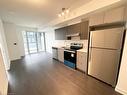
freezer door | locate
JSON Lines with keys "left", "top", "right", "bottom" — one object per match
{"left": 90, "top": 28, "right": 124, "bottom": 49}
{"left": 88, "top": 48, "right": 120, "bottom": 87}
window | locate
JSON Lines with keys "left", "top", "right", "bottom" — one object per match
{"left": 23, "top": 31, "right": 45, "bottom": 54}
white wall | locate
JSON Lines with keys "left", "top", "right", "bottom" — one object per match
{"left": 115, "top": 4, "right": 127, "bottom": 95}
{"left": 16, "top": 26, "right": 37, "bottom": 56}
{"left": 44, "top": 28, "right": 55, "bottom": 53}
{"left": 0, "top": 19, "right": 8, "bottom": 95}
{"left": 3, "top": 22, "right": 37, "bottom": 61}
{"left": 115, "top": 30, "right": 127, "bottom": 95}
{"left": 0, "top": 47, "right": 8, "bottom": 95}
{"left": 0, "top": 20, "right": 10, "bottom": 70}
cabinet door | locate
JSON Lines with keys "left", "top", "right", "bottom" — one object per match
{"left": 58, "top": 48, "right": 64, "bottom": 62}
{"left": 77, "top": 52, "right": 82, "bottom": 70}
{"left": 73, "top": 23, "right": 81, "bottom": 34}
{"left": 89, "top": 12, "right": 104, "bottom": 26}
{"left": 104, "top": 7, "right": 125, "bottom": 23}
{"left": 67, "top": 25, "right": 73, "bottom": 35}
{"left": 80, "top": 21, "right": 89, "bottom": 39}
{"left": 67, "top": 23, "right": 81, "bottom": 35}
{"left": 55, "top": 27, "right": 67, "bottom": 40}
{"left": 124, "top": 5, "right": 127, "bottom": 21}
{"left": 77, "top": 51, "right": 87, "bottom": 72}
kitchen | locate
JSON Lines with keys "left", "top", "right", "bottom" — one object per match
{"left": 52, "top": 5, "right": 127, "bottom": 90}
{"left": 0, "top": 0, "right": 127, "bottom": 95}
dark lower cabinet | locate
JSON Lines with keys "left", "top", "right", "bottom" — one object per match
{"left": 55, "top": 21, "right": 89, "bottom": 40}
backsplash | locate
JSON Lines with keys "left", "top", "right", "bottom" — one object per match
{"left": 53, "top": 40, "right": 88, "bottom": 49}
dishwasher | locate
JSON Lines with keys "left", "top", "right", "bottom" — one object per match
{"left": 52, "top": 47, "right": 58, "bottom": 60}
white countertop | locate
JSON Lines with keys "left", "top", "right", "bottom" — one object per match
{"left": 52, "top": 46, "right": 88, "bottom": 53}
{"left": 52, "top": 46, "right": 62, "bottom": 48}
{"left": 77, "top": 48, "right": 87, "bottom": 53}
{"left": 52, "top": 46, "right": 65, "bottom": 49}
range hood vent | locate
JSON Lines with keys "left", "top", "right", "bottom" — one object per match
{"left": 66, "top": 33, "right": 80, "bottom": 37}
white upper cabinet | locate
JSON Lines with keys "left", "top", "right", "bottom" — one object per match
{"left": 89, "top": 6, "right": 125, "bottom": 26}
{"left": 104, "top": 7, "right": 125, "bottom": 23}
{"left": 89, "top": 12, "right": 104, "bottom": 26}
{"left": 124, "top": 4, "right": 127, "bottom": 22}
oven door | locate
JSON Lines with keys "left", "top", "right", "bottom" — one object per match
{"left": 64, "top": 50, "right": 76, "bottom": 68}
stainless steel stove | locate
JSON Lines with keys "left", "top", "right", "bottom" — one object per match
{"left": 64, "top": 43, "right": 83, "bottom": 69}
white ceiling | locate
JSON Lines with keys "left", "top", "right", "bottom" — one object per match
{"left": 0, "top": 0, "right": 91, "bottom": 28}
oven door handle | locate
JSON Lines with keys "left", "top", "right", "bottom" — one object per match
{"left": 64, "top": 50, "right": 76, "bottom": 53}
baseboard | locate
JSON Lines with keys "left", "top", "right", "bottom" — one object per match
{"left": 115, "top": 87, "right": 127, "bottom": 95}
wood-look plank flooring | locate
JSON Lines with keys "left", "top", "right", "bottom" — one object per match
{"left": 8, "top": 52, "right": 121, "bottom": 95}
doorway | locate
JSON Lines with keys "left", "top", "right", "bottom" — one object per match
{"left": 23, "top": 31, "right": 46, "bottom": 54}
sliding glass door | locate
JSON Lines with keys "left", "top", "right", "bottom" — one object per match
{"left": 23, "top": 31, "right": 45, "bottom": 54}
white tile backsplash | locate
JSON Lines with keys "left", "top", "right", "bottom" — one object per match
{"left": 53, "top": 40, "right": 88, "bottom": 49}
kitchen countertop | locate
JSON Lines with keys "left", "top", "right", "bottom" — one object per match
{"left": 52, "top": 45, "right": 88, "bottom": 53}
{"left": 52, "top": 46, "right": 65, "bottom": 49}
{"left": 77, "top": 48, "right": 87, "bottom": 53}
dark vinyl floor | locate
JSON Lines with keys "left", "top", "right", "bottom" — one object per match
{"left": 8, "top": 52, "right": 121, "bottom": 95}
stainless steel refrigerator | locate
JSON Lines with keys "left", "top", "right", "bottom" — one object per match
{"left": 88, "top": 27, "right": 125, "bottom": 87}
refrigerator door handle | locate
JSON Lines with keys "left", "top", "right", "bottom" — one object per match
{"left": 89, "top": 48, "right": 92, "bottom": 63}
{"left": 90, "top": 31, "right": 92, "bottom": 47}
{"left": 89, "top": 32, "right": 93, "bottom": 63}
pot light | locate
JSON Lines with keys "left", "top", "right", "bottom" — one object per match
{"left": 66, "top": 9, "right": 69, "bottom": 14}
{"left": 61, "top": 12, "right": 65, "bottom": 16}
{"left": 58, "top": 14, "right": 62, "bottom": 17}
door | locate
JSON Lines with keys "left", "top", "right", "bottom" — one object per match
{"left": 90, "top": 27, "right": 124, "bottom": 49}
{"left": 80, "top": 21, "right": 89, "bottom": 39}
{"left": 88, "top": 48, "right": 120, "bottom": 86}
{"left": 55, "top": 27, "right": 67, "bottom": 40}
{"left": 64, "top": 50, "right": 76, "bottom": 63}
{"left": 23, "top": 31, "right": 45, "bottom": 54}
{"left": 27, "top": 32, "right": 38, "bottom": 53}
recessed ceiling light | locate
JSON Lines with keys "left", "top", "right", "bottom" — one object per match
{"left": 66, "top": 9, "right": 69, "bottom": 14}
{"left": 61, "top": 12, "right": 65, "bottom": 16}
{"left": 58, "top": 14, "right": 62, "bottom": 17}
